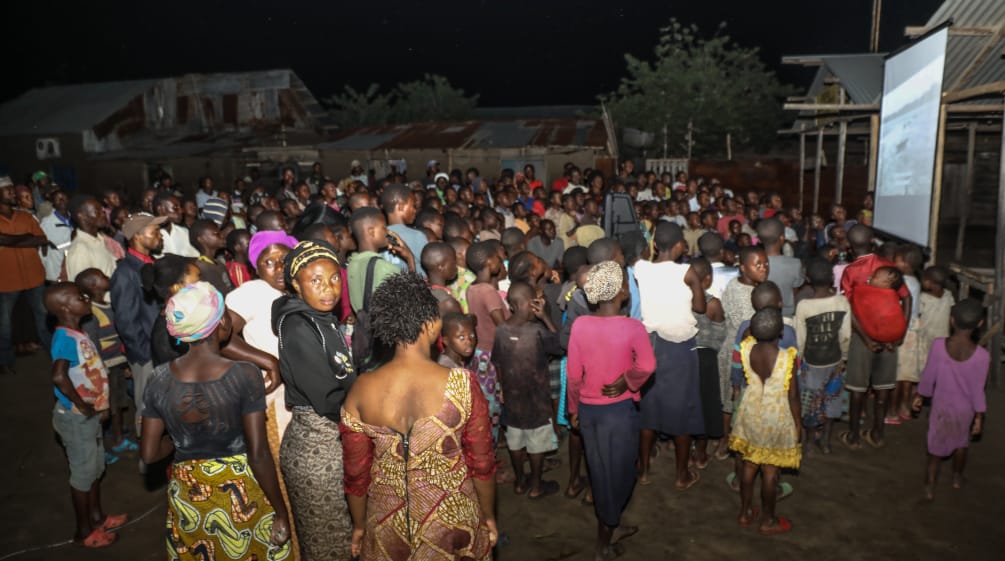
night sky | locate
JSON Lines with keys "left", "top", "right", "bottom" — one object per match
{"left": 5, "top": 0, "right": 944, "bottom": 106}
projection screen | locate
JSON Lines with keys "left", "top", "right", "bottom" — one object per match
{"left": 873, "top": 25, "right": 948, "bottom": 247}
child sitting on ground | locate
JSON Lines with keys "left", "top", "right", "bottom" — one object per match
{"left": 850, "top": 266, "right": 908, "bottom": 344}
{"left": 76, "top": 268, "right": 137, "bottom": 464}
{"left": 913, "top": 298, "right": 988, "bottom": 501}
{"left": 492, "top": 282, "right": 564, "bottom": 498}
{"left": 47, "top": 282, "right": 127, "bottom": 548}
{"left": 793, "top": 258, "right": 851, "bottom": 453}
{"left": 730, "top": 307, "right": 801, "bottom": 536}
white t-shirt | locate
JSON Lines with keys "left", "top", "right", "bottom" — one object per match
{"left": 160, "top": 224, "right": 199, "bottom": 258}
{"left": 634, "top": 259, "right": 697, "bottom": 342}
{"left": 225, "top": 279, "right": 282, "bottom": 358}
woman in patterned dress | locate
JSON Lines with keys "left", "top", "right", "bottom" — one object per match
{"left": 340, "top": 272, "right": 498, "bottom": 560}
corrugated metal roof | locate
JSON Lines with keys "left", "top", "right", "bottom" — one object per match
{"left": 822, "top": 54, "right": 885, "bottom": 104}
{"left": 319, "top": 119, "right": 609, "bottom": 152}
{"left": 0, "top": 80, "right": 157, "bottom": 135}
{"left": 924, "top": 0, "right": 1005, "bottom": 92}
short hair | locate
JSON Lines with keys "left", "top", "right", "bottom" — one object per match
{"left": 415, "top": 208, "right": 442, "bottom": 231}
{"left": 751, "top": 280, "right": 782, "bottom": 310}
{"left": 442, "top": 312, "right": 476, "bottom": 333}
{"left": 420, "top": 242, "right": 454, "bottom": 273}
{"left": 150, "top": 254, "right": 195, "bottom": 301}
{"left": 255, "top": 210, "right": 284, "bottom": 232}
{"left": 805, "top": 257, "right": 834, "bottom": 287}
{"left": 738, "top": 246, "right": 766, "bottom": 267}
{"left": 73, "top": 267, "right": 105, "bottom": 292}
{"left": 298, "top": 222, "right": 335, "bottom": 243}
{"left": 68, "top": 195, "right": 96, "bottom": 220}
{"left": 443, "top": 215, "right": 470, "bottom": 241}
{"left": 951, "top": 298, "right": 984, "bottom": 330}
{"left": 507, "top": 251, "right": 537, "bottom": 284}
{"left": 895, "top": 243, "right": 924, "bottom": 273}
{"left": 226, "top": 228, "right": 251, "bottom": 254}
{"left": 371, "top": 272, "right": 440, "bottom": 348}
{"left": 750, "top": 307, "right": 783, "bottom": 342}
{"left": 619, "top": 231, "right": 648, "bottom": 265}
{"left": 501, "top": 227, "right": 526, "bottom": 256}
{"left": 847, "top": 224, "right": 872, "bottom": 252}
{"left": 876, "top": 266, "right": 904, "bottom": 290}
{"left": 506, "top": 281, "right": 535, "bottom": 307}
{"left": 466, "top": 241, "right": 495, "bottom": 273}
{"left": 587, "top": 238, "right": 618, "bottom": 265}
{"left": 563, "top": 246, "right": 589, "bottom": 278}
{"left": 756, "top": 217, "right": 784, "bottom": 245}
{"left": 698, "top": 232, "right": 725, "bottom": 258}
{"left": 653, "top": 222, "right": 684, "bottom": 252}
{"left": 152, "top": 192, "right": 176, "bottom": 213}
{"left": 922, "top": 265, "right": 949, "bottom": 288}
{"left": 350, "top": 207, "right": 385, "bottom": 241}
{"left": 43, "top": 282, "right": 80, "bottom": 314}
{"left": 381, "top": 183, "right": 411, "bottom": 214}
{"left": 292, "top": 203, "right": 344, "bottom": 239}
{"left": 690, "top": 256, "right": 712, "bottom": 280}
{"left": 188, "top": 219, "right": 218, "bottom": 248}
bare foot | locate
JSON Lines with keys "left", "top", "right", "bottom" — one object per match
{"left": 923, "top": 484, "right": 934, "bottom": 501}
{"left": 952, "top": 474, "right": 963, "bottom": 489}
{"left": 738, "top": 506, "right": 760, "bottom": 528}
{"left": 638, "top": 472, "right": 651, "bottom": 486}
{"left": 594, "top": 543, "right": 625, "bottom": 561}
{"left": 611, "top": 525, "right": 638, "bottom": 544}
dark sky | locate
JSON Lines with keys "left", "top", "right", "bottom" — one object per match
{"left": 5, "top": 0, "right": 944, "bottom": 106}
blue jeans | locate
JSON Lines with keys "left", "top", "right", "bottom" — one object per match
{"left": 0, "top": 284, "right": 51, "bottom": 366}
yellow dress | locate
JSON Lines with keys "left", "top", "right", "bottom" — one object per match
{"left": 729, "top": 338, "right": 802, "bottom": 469}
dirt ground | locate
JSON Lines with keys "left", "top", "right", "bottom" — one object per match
{"left": 3, "top": 350, "right": 1003, "bottom": 561}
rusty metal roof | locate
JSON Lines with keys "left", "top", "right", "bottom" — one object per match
{"left": 319, "top": 119, "right": 609, "bottom": 151}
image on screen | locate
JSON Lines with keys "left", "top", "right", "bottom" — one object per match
{"left": 873, "top": 26, "right": 948, "bottom": 247}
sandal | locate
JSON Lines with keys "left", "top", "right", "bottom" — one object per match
{"left": 79, "top": 528, "right": 116, "bottom": 548}
{"left": 838, "top": 431, "right": 862, "bottom": 450}
{"left": 758, "top": 516, "right": 793, "bottom": 536}
{"left": 675, "top": 469, "right": 700, "bottom": 491}
{"left": 528, "top": 480, "right": 560, "bottom": 500}
{"left": 860, "top": 429, "right": 885, "bottom": 449}
{"left": 726, "top": 472, "right": 740, "bottom": 492}
{"left": 883, "top": 416, "right": 902, "bottom": 426}
{"left": 111, "top": 438, "right": 139, "bottom": 453}
{"left": 778, "top": 482, "right": 794, "bottom": 501}
{"left": 100, "top": 513, "right": 128, "bottom": 531}
{"left": 104, "top": 452, "right": 120, "bottom": 465}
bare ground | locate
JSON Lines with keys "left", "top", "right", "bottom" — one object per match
{"left": 3, "top": 351, "right": 1003, "bottom": 561}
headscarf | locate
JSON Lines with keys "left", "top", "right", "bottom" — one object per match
{"left": 583, "top": 261, "right": 624, "bottom": 305}
{"left": 284, "top": 240, "right": 340, "bottom": 288}
{"left": 166, "top": 282, "right": 225, "bottom": 343}
{"left": 248, "top": 230, "right": 298, "bottom": 270}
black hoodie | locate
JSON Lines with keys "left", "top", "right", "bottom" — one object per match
{"left": 272, "top": 295, "right": 357, "bottom": 422}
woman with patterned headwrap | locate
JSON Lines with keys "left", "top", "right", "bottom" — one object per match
{"left": 271, "top": 240, "right": 357, "bottom": 560}
{"left": 140, "top": 281, "right": 292, "bottom": 561}
{"left": 566, "top": 261, "right": 656, "bottom": 561}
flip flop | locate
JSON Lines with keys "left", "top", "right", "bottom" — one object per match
{"left": 778, "top": 482, "right": 794, "bottom": 501}
{"left": 529, "top": 480, "right": 560, "bottom": 500}
{"left": 100, "top": 513, "right": 129, "bottom": 532}
{"left": 111, "top": 438, "right": 139, "bottom": 453}
{"left": 675, "top": 469, "right": 700, "bottom": 491}
{"left": 104, "top": 452, "right": 120, "bottom": 465}
{"left": 738, "top": 506, "right": 761, "bottom": 528}
{"left": 79, "top": 528, "right": 116, "bottom": 548}
{"left": 838, "top": 431, "right": 862, "bottom": 450}
{"left": 860, "top": 429, "right": 885, "bottom": 449}
{"left": 758, "top": 516, "right": 793, "bottom": 536}
{"left": 883, "top": 416, "right": 902, "bottom": 425}
{"left": 726, "top": 472, "right": 740, "bottom": 492}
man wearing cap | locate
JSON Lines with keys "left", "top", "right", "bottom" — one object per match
{"left": 65, "top": 196, "right": 118, "bottom": 281}
{"left": 425, "top": 160, "right": 441, "bottom": 189}
{"left": 0, "top": 177, "right": 53, "bottom": 375}
{"left": 30, "top": 171, "right": 51, "bottom": 213}
{"left": 110, "top": 213, "right": 166, "bottom": 441}
{"left": 346, "top": 160, "right": 368, "bottom": 187}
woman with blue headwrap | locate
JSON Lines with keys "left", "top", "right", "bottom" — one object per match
{"left": 140, "top": 281, "right": 292, "bottom": 560}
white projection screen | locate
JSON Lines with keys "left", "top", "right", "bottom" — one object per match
{"left": 873, "top": 25, "right": 948, "bottom": 247}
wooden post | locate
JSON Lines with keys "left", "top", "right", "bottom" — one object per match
{"left": 956, "top": 122, "right": 978, "bottom": 262}
{"left": 799, "top": 125, "right": 806, "bottom": 212}
{"left": 928, "top": 104, "right": 948, "bottom": 264}
{"left": 836, "top": 121, "right": 848, "bottom": 205}
{"left": 814, "top": 128, "right": 823, "bottom": 214}
{"left": 726, "top": 133, "right": 732, "bottom": 161}
{"left": 687, "top": 120, "right": 693, "bottom": 161}
{"left": 867, "top": 114, "right": 879, "bottom": 192}
{"left": 993, "top": 96, "right": 1005, "bottom": 387}
{"left": 870, "top": 0, "right": 882, "bottom": 53}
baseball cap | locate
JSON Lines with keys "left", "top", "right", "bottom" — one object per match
{"left": 350, "top": 159, "right": 362, "bottom": 168}
{"left": 122, "top": 213, "right": 168, "bottom": 239}
{"left": 434, "top": 172, "right": 449, "bottom": 182}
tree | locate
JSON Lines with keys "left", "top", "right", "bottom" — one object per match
{"left": 600, "top": 20, "right": 797, "bottom": 157}
{"left": 324, "top": 75, "right": 477, "bottom": 128}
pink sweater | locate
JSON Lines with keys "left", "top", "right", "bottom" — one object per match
{"left": 567, "top": 315, "right": 656, "bottom": 414}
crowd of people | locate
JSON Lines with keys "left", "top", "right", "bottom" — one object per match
{"left": 0, "top": 159, "right": 989, "bottom": 560}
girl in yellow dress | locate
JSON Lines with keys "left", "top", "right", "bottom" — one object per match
{"left": 729, "top": 307, "right": 802, "bottom": 536}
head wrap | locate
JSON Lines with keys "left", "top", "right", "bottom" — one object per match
{"left": 201, "top": 197, "right": 228, "bottom": 227}
{"left": 284, "top": 240, "right": 340, "bottom": 288}
{"left": 31, "top": 171, "right": 48, "bottom": 182}
{"left": 166, "top": 282, "right": 225, "bottom": 343}
{"left": 248, "top": 230, "right": 298, "bottom": 270}
{"left": 583, "top": 261, "right": 624, "bottom": 305}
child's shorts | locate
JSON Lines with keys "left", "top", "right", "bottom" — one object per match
{"left": 896, "top": 320, "right": 921, "bottom": 383}
{"left": 845, "top": 332, "right": 897, "bottom": 392}
{"left": 506, "top": 423, "right": 558, "bottom": 454}
{"left": 52, "top": 404, "right": 105, "bottom": 491}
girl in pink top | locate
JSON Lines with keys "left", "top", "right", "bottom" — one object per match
{"left": 567, "top": 261, "right": 655, "bottom": 561}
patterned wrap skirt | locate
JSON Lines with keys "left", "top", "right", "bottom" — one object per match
{"left": 166, "top": 453, "right": 291, "bottom": 561}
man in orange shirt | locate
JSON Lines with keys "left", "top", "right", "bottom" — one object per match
{"left": 0, "top": 177, "right": 52, "bottom": 375}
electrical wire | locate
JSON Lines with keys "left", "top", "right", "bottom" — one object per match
{"left": 0, "top": 499, "right": 163, "bottom": 561}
